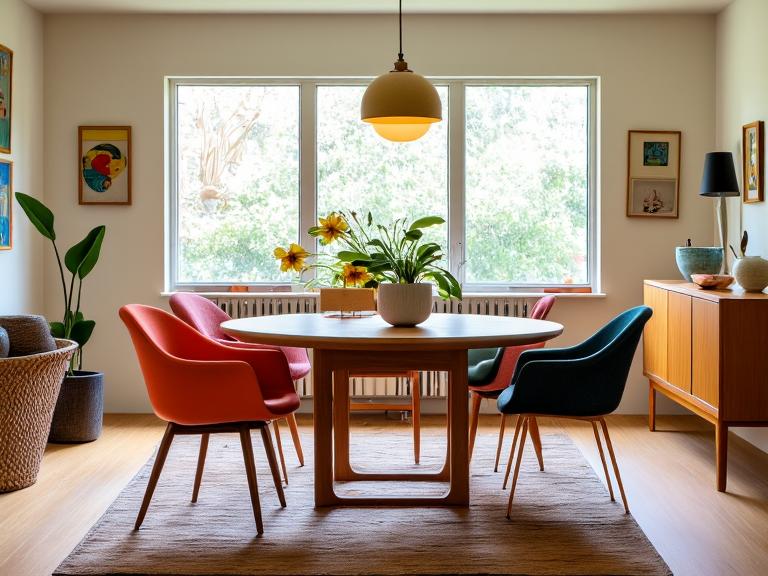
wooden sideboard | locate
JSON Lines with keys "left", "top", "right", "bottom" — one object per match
{"left": 643, "top": 280, "right": 768, "bottom": 491}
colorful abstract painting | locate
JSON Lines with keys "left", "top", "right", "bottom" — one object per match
{"left": 78, "top": 126, "right": 131, "bottom": 205}
{"left": 0, "top": 44, "right": 11, "bottom": 154}
{"left": 0, "top": 160, "right": 11, "bottom": 250}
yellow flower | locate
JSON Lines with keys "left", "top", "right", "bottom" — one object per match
{"left": 317, "top": 212, "right": 349, "bottom": 244}
{"left": 274, "top": 243, "right": 309, "bottom": 273}
{"left": 341, "top": 263, "right": 373, "bottom": 287}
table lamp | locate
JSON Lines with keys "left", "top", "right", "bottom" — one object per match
{"left": 700, "top": 152, "right": 740, "bottom": 273}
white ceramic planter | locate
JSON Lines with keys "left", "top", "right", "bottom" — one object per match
{"left": 733, "top": 256, "right": 768, "bottom": 293}
{"left": 377, "top": 283, "right": 433, "bottom": 326}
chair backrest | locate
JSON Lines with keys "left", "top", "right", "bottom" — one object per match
{"left": 529, "top": 295, "right": 555, "bottom": 320}
{"left": 169, "top": 292, "right": 234, "bottom": 341}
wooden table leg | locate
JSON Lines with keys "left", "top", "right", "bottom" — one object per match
{"left": 444, "top": 352, "right": 470, "bottom": 506}
{"left": 649, "top": 382, "right": 656, "bottom": 432}
{"left": 313, "top": 350, "right": 338, "bottom": 506}
{"left": 333, "top": 369, "right": 354, "bottom": 480}
{"left": 716, "top": 421, "right": 728, "bottom": 492}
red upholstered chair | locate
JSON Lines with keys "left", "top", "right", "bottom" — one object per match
{"left": 169, "top": 292, "right": 307, "bottom": 483}
{"left": 119, "top": 304, "right": 300, "bottom": 534}
{"left": 467, "top": 296, "right": 556, "bottom": 472}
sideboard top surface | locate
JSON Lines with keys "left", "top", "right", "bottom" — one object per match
{"left": 644, "top": 280, "right": 768, "bottom": 302}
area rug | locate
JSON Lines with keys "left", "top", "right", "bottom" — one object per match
{"left": 55, "top": 427, "right": 671, "bottom": 576}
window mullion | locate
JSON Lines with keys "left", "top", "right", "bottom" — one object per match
{"left": 299, "top": 82, "right": 317, "bottom": 282}
{"left": 447, "top": 81, "right": 466, "bottom": 286}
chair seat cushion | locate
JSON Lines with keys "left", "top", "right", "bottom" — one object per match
{"left": 265, "top": 394, "right": 301, "bottom": 416}
{"left": 467, "top": 347, "right": 504, "bottom": 386}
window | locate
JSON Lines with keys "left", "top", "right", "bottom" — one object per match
{"left": 168, "top": 79, "right": 597, "bottom": 292}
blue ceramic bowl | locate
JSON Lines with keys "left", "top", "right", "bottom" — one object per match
{"left": 675, "top": 247, "right": 723, "bottom": 281}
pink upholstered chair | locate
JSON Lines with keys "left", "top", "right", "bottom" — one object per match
{"left": 169, "top": 292, "right": 308, "bottom": 483}
{"left": 467, "top": 296, "right": 556, "bottom": 473}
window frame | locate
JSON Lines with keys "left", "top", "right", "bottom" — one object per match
{"left": 166, "top": 76, "right": 599, "bottom": 293}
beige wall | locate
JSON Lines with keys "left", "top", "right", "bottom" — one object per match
{"left": 0, "top": 0, "right": 44, "bottom": 315}
{"left": 716, "top": 0, "right": 768, "bottom": 451}
{"left": 43, "top": 13, "right": 716, "bottom": 414}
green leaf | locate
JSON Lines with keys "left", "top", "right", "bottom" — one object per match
{"left": 15, "top": 193, "right": 56, "bottom": 240}
{"left": 70, "top": 319, "right": 96, "bottom": 349}
{"left": 367, "top": 211, "right": 373, "bottom": 226}
{"left": 337, "top": 251, "right": 371, "bottom": 262}
{"left": 404, "top": 229, "right": 423, "bottom": 242}
{"left": 408, "top": 216, "right": 445, "bottom": 231}
{"left": 64, "top": 226, "right": 106, "bottom": 279}
{"left": 307, "top": 226, "right": 323, "bottom": 236}
{"left": 50, "top": 322, "right": 65, "bottom": 338}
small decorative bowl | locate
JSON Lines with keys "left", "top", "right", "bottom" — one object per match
{"left": 690, "top": 274, "right": 734, "bottom": 290}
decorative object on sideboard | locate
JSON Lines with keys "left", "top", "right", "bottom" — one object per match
{"left": 0, "top": 43, "right": 12, "bottom": 154}
{"left": 700, "top": 151, "right": 740, "bottom": 274}
{"left": 742, "top": 120, "right": 764, "bottom": 203}
{"left": 731, "top": 230, "right": 768, "bottom": 293}
{"left": 15, "top": 192, "right": 107, "bottom": 442}
{"left": 690, "top": 274, "right": 734, "bottom": 290}
{"left": 626, "top": 130, "right": 681, "bottom": 218}
{"left": 0, "top": 339, "right": 77, "bottom": 492}
{"left": 361, "top": 0, "right": 442, "bottom": 142}
{"left": 674, "top": 240, "right": 723, "bottom": 282}
{"left": 318, "top": 287, "right": 376, "bottom": 318}
{"left": 0, "top": 159, "right": 11, "bottom": 250}
{"left": 0, "top": 315, "right": 56, "bottom": 357}
{"left": 0, "top": 326, "right": 8, "bottom": 358}
{"left": 78, "top": 125, "right": 132, "bottom": 205}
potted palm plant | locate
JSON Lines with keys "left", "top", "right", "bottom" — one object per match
{"left": 15, "top": 193, "right": 106, "bottom": 442}
{"left": 274, "top": 211, "right": 461, "bottom": 326}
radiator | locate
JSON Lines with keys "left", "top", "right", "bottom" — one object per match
{"left": 207, "top": 294, "right": 534, "bottom": 399}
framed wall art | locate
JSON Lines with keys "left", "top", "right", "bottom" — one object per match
{"left": 626, "top": 130, "right": 681, "bottom": 218}
{"left": 0, "top": 159, "right": 12, "bottom": 250}
{"left": 0, "top": 43, "right": 12, "bottom": 154}
{"left": 78, "top": 125, "right": 131, "bottom": 205}
{"left": 742, "top": 120, "right": 763, "bottom": 203}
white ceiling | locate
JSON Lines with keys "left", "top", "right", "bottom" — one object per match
{"left": 24, "top": 0, "right": 734, "bottom": 15}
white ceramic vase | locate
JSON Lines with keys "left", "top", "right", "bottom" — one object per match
{"left": 733, "top": 256, "right": 768, "bottom": 293}
{"left": 377, "top": 283, "right": 433, "bottom": 326}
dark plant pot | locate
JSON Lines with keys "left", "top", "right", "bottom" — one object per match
{"left": 48, "top": 371, "right": 104, "bottom": 443}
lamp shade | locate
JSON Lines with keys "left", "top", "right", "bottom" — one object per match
{"left": 361, "top": 65, "right": 442, "bottom": 142}
{"left": 700, "top": 152, "right": 740, "bottom": 197}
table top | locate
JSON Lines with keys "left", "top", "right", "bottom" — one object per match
{"left": 221, "top": 313, "right": 564, "bottom": 351}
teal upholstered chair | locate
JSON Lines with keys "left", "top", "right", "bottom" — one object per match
{"left": 467, "top": 296, "right": 555, "bottom": 473}
{"left": 497, "top": 305, "right": 652, "bottom": 518}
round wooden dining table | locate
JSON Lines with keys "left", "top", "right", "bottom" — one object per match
{"left": 221, "top": 312, "right": 563, "bottom": 507}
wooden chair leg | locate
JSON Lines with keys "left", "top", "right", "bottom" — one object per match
{"left": 591, "top": 421, "right": 615, "bottom": 502}
{"left": 494, "top": 413, "right": 507, "bottom": 473}
{"left": 273, "top": 418, "right": 289, "bottom": 485}
{"left": 285, "top": 412, "right": 305, "bottom": 467}
{"left": 599, "top": 418, "right": 629, "bottom": 514}
{"left": 411, "top": 371, "right": 421, "bottom": 465}
{"left": 528, "top": 416, "right": 545, "bottom": 472}
{"left": 260, "top": 424, "right": 287, "bottom": 508}
{"left": 468, "top": 392, "right": 482, "bottom": 462}
{"left": 506, "top": 416, "right": 529, "bottom": 519}
{"left": 503, "top": 415, "right": 523, "bottom": 489}
{"left": 135, "top": 422, "right": 175, "bottom": 530}
{"left": 239, "top": 426, "right": 264, "bottom": 534}
{"left": 191, "top": 433, "right": 209, "bottom": 503}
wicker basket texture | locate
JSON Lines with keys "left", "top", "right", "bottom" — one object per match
{"left": 0, "top": 339, "right": 78, "bottom": 492}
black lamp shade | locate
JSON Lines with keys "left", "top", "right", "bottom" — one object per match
{"left": 700, "top": 152, "right": 740, "bottom": 197}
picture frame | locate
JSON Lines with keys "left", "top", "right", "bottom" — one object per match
{"left": 742, "top": 120, "right": 764, "bottom": 204}
{"left": 0, "top": 43, "right": 12, "bottom": 154}
{"left": 0, "top": 159, "right": 12, "bottom": 250}
{"left": 78, "top": 125, "right": 131, "bottom": 205}
{"left": 626, "top": 130, "right": 681, "bottom": 218}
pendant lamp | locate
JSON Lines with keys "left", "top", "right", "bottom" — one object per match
{"left": 361, "top": 0, "right": 442, "bottom": 142}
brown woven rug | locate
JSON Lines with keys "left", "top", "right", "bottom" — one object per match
{"left": 55, "top": 427, "right": 671, "bottom": 576}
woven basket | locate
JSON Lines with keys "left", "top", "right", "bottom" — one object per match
{"left": 0, "top": 339, "right": 78, "bottom": 492}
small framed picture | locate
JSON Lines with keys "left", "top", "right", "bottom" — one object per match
{"left": 78, "top": 126, "right": 131, "bottom": 205}
{"left": 0, "top": 159, "right": 12, "bottom": 250}
{"left": 626, "top": 130, "right": 681, "bottom": 218}
{"left": 0, "top": 43, "right": 12, "bottom": 154}
{"left": 742, "top": 121, "right": 764, "bottom": 203}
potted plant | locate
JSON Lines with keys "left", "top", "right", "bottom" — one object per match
{"left": 15, "top": 193, "right": 106, "bottom": 442}
{"left": 274, "top": 211, "right": 461, "bottom": 326}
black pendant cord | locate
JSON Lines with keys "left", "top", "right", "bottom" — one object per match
{"left": 398, "top": 0, "right": 404, "bottom": 62}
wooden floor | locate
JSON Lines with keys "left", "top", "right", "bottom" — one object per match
{"left": 1, "top": 414, "right": 767, "bottom": 576}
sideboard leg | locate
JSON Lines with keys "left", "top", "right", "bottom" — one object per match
{"left": 648, "top": 383, "right": 656, "bottom": 432}
{"left": 716, "top": 422, "right": 728, "bottom": 492}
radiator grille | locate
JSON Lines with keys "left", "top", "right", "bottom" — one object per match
{"left": 208, "top": 294, "right": 533, "bottom": 399}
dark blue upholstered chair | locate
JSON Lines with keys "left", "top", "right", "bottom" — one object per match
{"left": 497, "top": 305, "right": 652, "bottom": 518}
